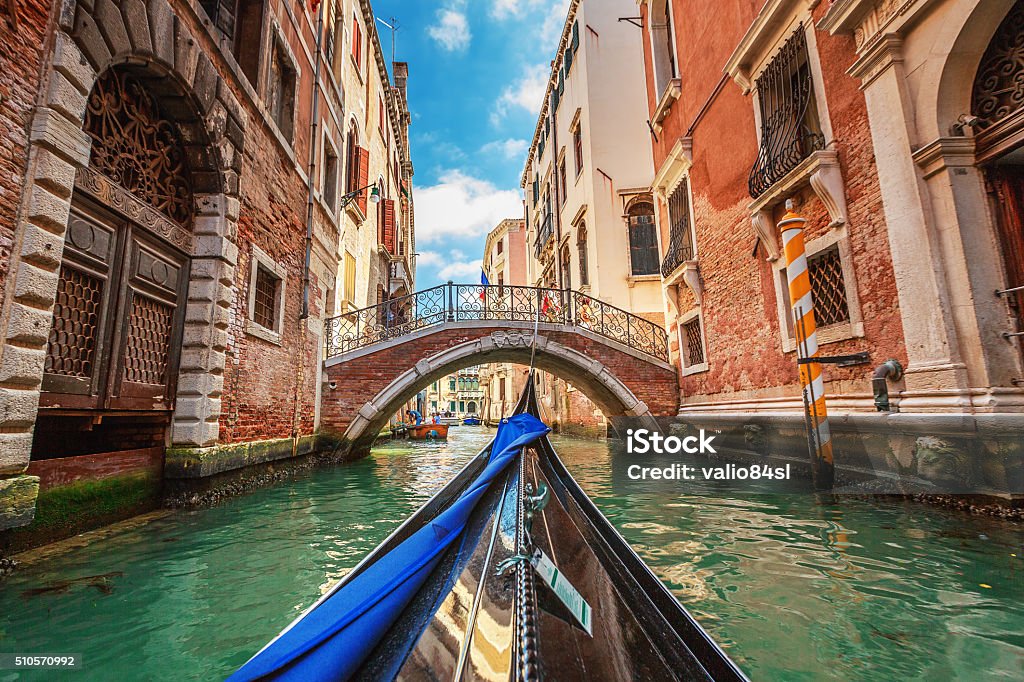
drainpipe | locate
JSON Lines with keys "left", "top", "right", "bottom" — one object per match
{"left": 872, "top": 359, "right": 904, "bottom": 412}
{"left": 301, "top": 1, "right": 327, "bottom": 320}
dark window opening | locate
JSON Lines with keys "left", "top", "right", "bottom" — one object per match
{"left": 629, "top": 201, "right": 660, "bottom": 276}
{"left": 268, "top": 40, "right": 296, "bottom": 142}
{"left": 253, "top": 265, "right": 280, "bottom": 330}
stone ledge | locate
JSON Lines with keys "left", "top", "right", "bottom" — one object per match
{"left": 0, "top": 476, "right": 41, "bottom": 531}
{"left": 165, "top": 435, "right": 320, "bottom": 479}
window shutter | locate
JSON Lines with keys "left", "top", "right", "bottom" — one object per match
{"left": 356, "top": 146, "right": 370, "bottom": 214}
{"left": 571, "top": 21, "right": 579, "bottom": 51}
{"left": 557, "top": 69, "right": 564, "bottom": 96}
{"left": 383, "top": 199, "right": 397, "bottom": 253}
{"left": 564, "top": 45, "right": 573, "bottom": 72}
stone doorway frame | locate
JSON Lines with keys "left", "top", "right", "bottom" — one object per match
{"left": 0, "top": 0, "right": 249, "bottom": 526}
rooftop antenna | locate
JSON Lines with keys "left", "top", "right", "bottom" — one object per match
{"left": 375, "top": 16, "right": 400, "bottom": 67}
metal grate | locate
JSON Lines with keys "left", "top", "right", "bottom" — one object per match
{"left": 808, "top": 247, "right": 850, "bottom": 327}
{"left": 682, "top": 317, "right": 704, "bottom": 367}
{"left": 84, "top": 71, "right": 193, "bottom": 224}
{"left": 748, "top": 27, "right": 825, "bottom": 198}
{"left": 254, "top": 266, "right": 279, "bottom": 330}
{"left": 971, "top": 0, "right": 1024, "bottom": 127}
{"left": 123, "top": 296, "right": 173, "bottom": 385}
{"left": 46, "top": 266, "right": 104, "bottom": 378}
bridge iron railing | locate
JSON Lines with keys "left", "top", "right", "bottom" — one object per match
{"left": 324, "top": 282, "right": 669, "bottom": 362}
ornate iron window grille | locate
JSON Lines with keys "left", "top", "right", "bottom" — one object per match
{"left": 748, "top": 26, "right": 825, "bottom": 198}
{"left": 682, "top": 317, "right": 704, "bottom": 367}
{"left": 324, "top": 283, "right": 669, "bottom": 362}
{"left": 971, "top": 1, "right": 1024, "bottom": 128}
{"left": 806, "top": 247, "right": 850, "bottom": 328}
{"left": 660, "top": 182, "right": 693, "bottom": 277}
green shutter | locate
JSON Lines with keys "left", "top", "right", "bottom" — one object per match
{"left": 565, "top": 45, "right": 574, "bottom": 72}
{"left": 571, "top": 21, "right": 579, "bottom": 51}
{"left": 558, "top": 69, "right": 564, "bottom": 95}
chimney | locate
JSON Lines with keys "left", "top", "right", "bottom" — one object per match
{"left": 393, "top": 61, "right": 409, "bottom": 98}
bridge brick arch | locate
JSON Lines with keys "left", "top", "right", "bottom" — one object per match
{"left": 320, "top": 321, "right": 680, "bottom": 456}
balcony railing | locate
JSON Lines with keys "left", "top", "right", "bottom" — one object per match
{"left": 661, "top": 228, "right": 694, "bottom": 278}
{"left": 324, "top": 282, "right": 669, "bottom": 362}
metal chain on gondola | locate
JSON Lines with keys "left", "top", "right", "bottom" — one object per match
{"left": 515, "top": 453, "right": 541, "bottom": 681}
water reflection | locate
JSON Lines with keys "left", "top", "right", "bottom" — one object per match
{"left": 0, "top": 428, "right": 1019, "bottom": 681}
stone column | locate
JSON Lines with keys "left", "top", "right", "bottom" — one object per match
{"left": 913, "top": 138, "right": 1024, "bottom": 401}
{"left": 851, "top": 36, "right": 970, "bottom": 408}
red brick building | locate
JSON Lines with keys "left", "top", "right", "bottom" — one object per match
{"left": 640, "top": 0, "right": 903, "bottom": 413}
{"left": 0, "top": 0, "right": 414, "bottom": 533}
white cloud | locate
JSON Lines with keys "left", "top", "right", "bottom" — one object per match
{"left": 480, "top": 138, "right": 529, "bottom": 160}
{"left": 414, "top": 170, "right": 522, "bottom": 244}
{"left": 438, "top": 259, "right": 484, "bottom": 281}
{"left": 492, "top": 63, "right": 550, "bottom": 125}
{"left": 540, "top": 0, "right": 571, "bottom": 44}
{"left": 428, "top": 7, "right": 471, "bottom": 52}
{"left": 490, "top": 0, "right": 569, "bottom": 42}
{"left": 416, "top": 251, "right": 445, "bottom": 267}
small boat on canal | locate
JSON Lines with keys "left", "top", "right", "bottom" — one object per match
{"left": 404, "top": 423, "right": 449, "bottom": 441}
{"left": 462, "top": 414, "right": 482, "bottom": 426}
{"left": 230, "top": 375, "right": 747, "bottom": 681}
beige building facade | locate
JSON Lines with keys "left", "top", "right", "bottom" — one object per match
{"left": 518, "top": 0, "right": 658, "bottom": 434}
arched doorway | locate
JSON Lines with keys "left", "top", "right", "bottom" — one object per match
{"left": 32, "top": 69, "right": 194, "bottom": 460}
{"left": 974, "top": 0, "right": 1024, "bottom": 361}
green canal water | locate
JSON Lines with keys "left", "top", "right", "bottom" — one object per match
{"left": 0, "top": 428, "right": 1021, "bottom": 681}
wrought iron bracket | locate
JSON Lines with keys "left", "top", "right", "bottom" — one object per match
{"left": 797, "top": 351, "right": 870, "bottom": 367}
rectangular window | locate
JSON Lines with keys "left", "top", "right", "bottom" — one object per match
{"left": 681, "top": 317, "right": 704, "bottom": 367}
{"left": 558, "top": 158, "right": 567, "bottom": 208}
{"left": 322, "top": 141, "right": 339, "bottom": 211}
{"left": 379, "top": 94, "right": 385, "bottom": 134}
{"left": 352, "top": 14, "right": 362, "bottom": 70}
{"left": 749, "top": 26, "right": 824, "bottom": 198}
{"left": 499, "top": 379, "right": 506, "bottom": 401}
{"left": 449, "top": 379, "right": 456, "bottom": 391}
{"left": 344, "top": 251, "right": 356, "bottom": 306}
{"left": 232, "top": 0, "right": 265, "bottom": 87}
{"left": 573, "top": 127, "right": 583, "bottom": 176}
{"left": 497, "top": 239, "right": 503, "bottom": 255}
{"left": 661, "top": 179, "right": 694, "bottom": 276}
{"left": 805, "top": 246, "right": 850, "bottom": 327}
{"left": 268, "top": 40, "right": 296, "bottom": 142}
{"left": 253, "top": 265, "right": 280, "bottom": 331}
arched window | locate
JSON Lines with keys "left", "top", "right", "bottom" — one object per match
{"left": 628, "top": 201, "right": 659, "bottom": 275}
{"left": 577, "top": 223, "right": 589, "bottom": 287}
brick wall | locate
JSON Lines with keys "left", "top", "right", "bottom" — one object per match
{"left": 647, "top": 1, "right": 906, "bottom": 406}
{"left": 0, "top": 1, "right": 49, "bottom": 295}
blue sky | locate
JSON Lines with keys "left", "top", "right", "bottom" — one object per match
{"left": 368, "top": 0, "right": 569, "bottom": 288}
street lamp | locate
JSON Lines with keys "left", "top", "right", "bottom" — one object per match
{"left": 339, "top": 180, "right": 382, "bottom": 209}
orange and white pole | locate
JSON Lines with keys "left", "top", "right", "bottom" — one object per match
{"left": 780, "top": 201, "right": 834, "bottom": 490}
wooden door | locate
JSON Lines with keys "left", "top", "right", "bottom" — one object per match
{"left": 41, "top": 195, "right": 189, "bottom": 412}
{"left": 988, "top": 166, "right": 1024, "bottom": 356}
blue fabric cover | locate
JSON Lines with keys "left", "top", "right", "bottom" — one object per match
{"left": 229, "top": 413, "right": 550, "bottom": 682}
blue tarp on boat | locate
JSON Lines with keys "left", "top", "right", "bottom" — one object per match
{"left": 229, "top": 413, "right": 550, "bottom": 682}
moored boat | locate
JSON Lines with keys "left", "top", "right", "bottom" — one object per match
{"left": 462, "top": 415, "right": 482, "bottom": 426}
{"left": 405, "top": 423, "right": 449, "bottom": 440}
{"left": 230, "top": 375, "right": 747, "bottom": 681}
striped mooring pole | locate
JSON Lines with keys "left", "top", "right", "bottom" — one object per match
{"left": 780, "top": 201, "right": 835, "bottom": 491}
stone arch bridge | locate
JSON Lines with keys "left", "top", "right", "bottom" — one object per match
{"left": 320, "top": 283, "right": 680, "bottom": 455}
